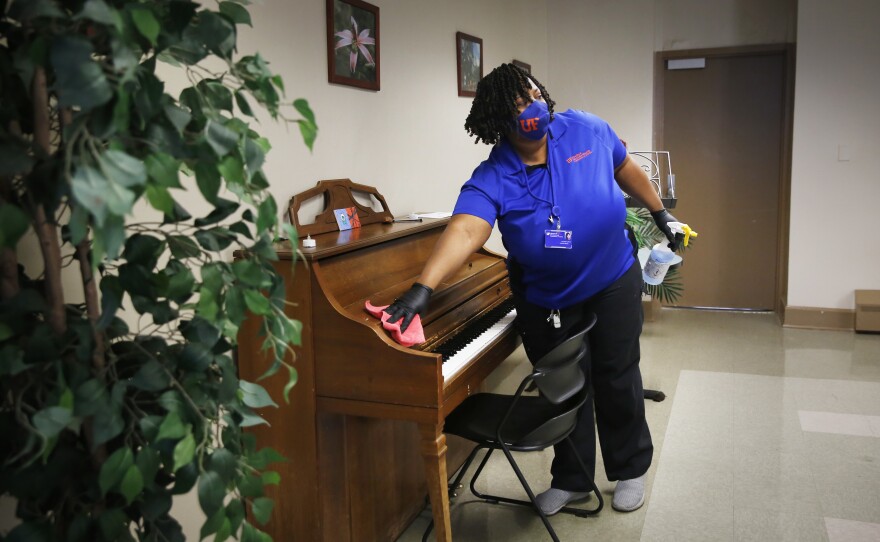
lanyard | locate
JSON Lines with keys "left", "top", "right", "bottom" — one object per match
{"left": 548, "top": 164, "right": 561, "bottom": 229}
{"left": 525, "top": 157, "right": 562, "bottom": 229}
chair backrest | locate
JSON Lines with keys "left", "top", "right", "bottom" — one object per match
{"left": 507, "top": 315, "right": 597, "bottom": 448}
{"left": 531, "top": 314, "right": 596, "bottom": 404}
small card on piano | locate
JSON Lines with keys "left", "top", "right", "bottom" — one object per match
{"left": 334, "top": 207, "right": 361, "bottom": 231}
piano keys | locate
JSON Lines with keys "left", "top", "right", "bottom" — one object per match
{"left": 235, "top": 180, "right": 521, "bottom": 542}
{"left": 431, "top": 299, "right": 516, "bottom": 380}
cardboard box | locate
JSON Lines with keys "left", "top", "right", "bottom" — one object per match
{"left": 855, "top": 290, "right": 880, "bottom": 333}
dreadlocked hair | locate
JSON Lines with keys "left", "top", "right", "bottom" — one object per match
{"left": 464, "top": 63, "right": 555, "bottom": 146}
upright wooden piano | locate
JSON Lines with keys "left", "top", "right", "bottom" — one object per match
{"left": 236, "top": 180, "right": 520, "bottom": 541}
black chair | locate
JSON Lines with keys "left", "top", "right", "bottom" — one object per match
{"left": 423, "top": 315, "right": 603, "bottom": 542}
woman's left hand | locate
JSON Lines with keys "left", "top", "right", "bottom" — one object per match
{"left": 650, "top": 209, "right": 682, "bottom": 250}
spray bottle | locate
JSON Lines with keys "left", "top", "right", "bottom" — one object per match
{"left": 642, "top": 222, "right": 698, "bottom": 285}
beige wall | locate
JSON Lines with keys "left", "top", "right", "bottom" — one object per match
{"left": 788, "top": 0, "right": 880, "bottom": 309}
{"left": 655, "top": 0, "right": 797, "bottom": 51}
{"left": 546, "top": 0, "right": 797, "bottom": 151}
{"left": 547, "top": 0, "right": 656, "bottom": 150}
{"left": 174, "top": 0, "right": 550, "bottom": 256}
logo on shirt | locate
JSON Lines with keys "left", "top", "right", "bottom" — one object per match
{"left": 566, "top": 149, "right": 592, "bottom": 164}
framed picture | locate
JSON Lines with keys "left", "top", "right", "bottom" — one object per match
{"left": 456, "top": 32, "right": 483, "bottom": 97}
{"left": 327, "top": 0, "right": 380, "bottom": 90}
{"left": 512, "top": 59, "right": 531, "bottom": 74}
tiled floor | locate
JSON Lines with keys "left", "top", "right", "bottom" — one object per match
{"left": 398, "top": 308, "right": 880, "bottom": 541}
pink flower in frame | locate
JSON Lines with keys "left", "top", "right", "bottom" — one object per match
{"left": 334, "top": 16, "right": 375, "bottom": 74}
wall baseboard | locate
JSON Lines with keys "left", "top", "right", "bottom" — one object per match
{"left": 783, "top": 305, "right": 855, "bottom": 331}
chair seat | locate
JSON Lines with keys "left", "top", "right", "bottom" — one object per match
{"left": 445, "top": 392, "right": 583, "bottom": 451}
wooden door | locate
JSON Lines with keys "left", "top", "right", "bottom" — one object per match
{"left": 658, "top": 49, "right": 788, "bottom": 309}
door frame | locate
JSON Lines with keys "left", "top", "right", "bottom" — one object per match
{"left": 653, "top": 44, "right": 796, "bottom": 320}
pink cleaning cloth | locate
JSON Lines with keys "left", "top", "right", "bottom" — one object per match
{"left": 365, "top": 301, "right": 426, "bottom": 347}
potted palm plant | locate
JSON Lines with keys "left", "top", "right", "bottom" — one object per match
{"left": 627, "top": 207, "right": 686, "bottom": 305}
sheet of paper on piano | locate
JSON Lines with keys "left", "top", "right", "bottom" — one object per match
{"left": 413, "top": 211, "right": 452, "bottom": 219}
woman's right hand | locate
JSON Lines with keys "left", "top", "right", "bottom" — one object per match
{"left": 387, "top": 213, "right": 491, "bottom": 332}
{"left": 385, "top": 283, "right": 433, "bottom": 333}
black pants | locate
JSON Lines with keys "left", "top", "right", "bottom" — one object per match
{"left": 513, "top": 262, "right": 652, "bottom": 490}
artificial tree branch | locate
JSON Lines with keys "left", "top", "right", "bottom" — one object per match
{"left": 1, "top": 121, "right": 23, "bottom": 300}
{"left": 0, "top": 191, "right": 20, "bottom": 300}
{"left": 0, "top": 256, "right": 18, "bottom": 301}
{"left": 32, "top": 68, "right": 52, "bottom": 155}
{"left": 74, "top": 233, "right": 110, "bottom": 467}
{"left": 31, "top": 67, "right": 66, "bottom": 334}
{"left": 0, "top": 219, "right": 19, "bottom": 301}
{"left": 60, "top": 108, "right": 73, "bottom": 128}
{"left": 56, "top": 101, "right": 107, "bottom": 375}
{"left": 77, "top": 238, "right": 106, "bottom": 373}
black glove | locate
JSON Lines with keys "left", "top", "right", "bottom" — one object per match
{"left": 650, "top": 208, "right": 682, "bottom": 251}
{"left": 385, "top": 283, "right": 433, "bottom": 333}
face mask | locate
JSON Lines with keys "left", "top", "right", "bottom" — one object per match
{"left": 515, "top": 99, "right": 549, "bottom": 140}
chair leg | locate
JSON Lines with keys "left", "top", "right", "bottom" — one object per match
{"left": 499, "top": 443, "right": 561, "bottom": 542}
{"left": 644, "top": 388, "right": 666, "bottom": 402}
{"left": 421, "top": 519, "right": 435, "bottom": 542}
{"left": 469, "top": 444, "right": 601, "bottom": 517}
{"left": 447, "top": 444, "right": 484, "bottom": 499}
{"left": 561, "top": 436, "right": 604, "bottom": 516}
{"left": 463, "top": 443, "right": 563, "bottom": 541}
{"left": 468, "top": 447, "right": 539, "bottom": 508}
{"left": 468, "top": 446, "right": 496, "bottom": 501}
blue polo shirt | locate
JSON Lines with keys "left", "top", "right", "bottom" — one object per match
{"left": 453, "top": 110, "right": 634, "bottom": 308}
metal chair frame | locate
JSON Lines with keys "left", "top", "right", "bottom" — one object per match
{"left": 423, "top": 317, "right": 603, "bottom": 542}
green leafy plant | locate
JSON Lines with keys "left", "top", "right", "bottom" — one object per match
{"left": 626, "top": 207, "right": 690, "bottom": 304}
{"left": 0, "top": 0, "right": 317, "bottom": 540}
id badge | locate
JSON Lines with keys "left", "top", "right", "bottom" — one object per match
{"left": 545, "top": 229, "right": 573, "bottom": 249}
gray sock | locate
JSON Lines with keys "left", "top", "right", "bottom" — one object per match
{"left": 612, "top": 473, "right": 646, "bottom": 512}
{"left": 534, "top": 488, "right": 590, "bottom": 516}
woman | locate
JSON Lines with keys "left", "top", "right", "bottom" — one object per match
{"left": 386, "top": 63, "right": 684, "bottom": 514}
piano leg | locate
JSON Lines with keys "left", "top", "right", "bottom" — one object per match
{"left": 419, "top": 423, "right": 452, "bottom": 542}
